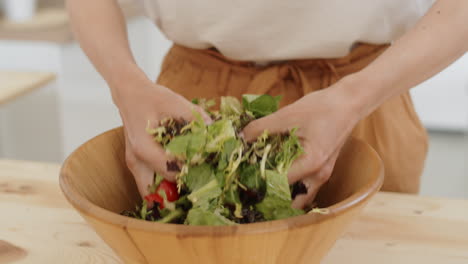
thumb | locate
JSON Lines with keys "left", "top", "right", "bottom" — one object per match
{"left": 242, "top": 113, "right": 284, "bottom": 142}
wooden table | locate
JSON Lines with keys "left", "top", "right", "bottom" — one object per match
{"left": 0, "top": 71, "right": 55, "bottom": 105}
{"left": 1, "top": 159, "right": 468, "bottom": 264}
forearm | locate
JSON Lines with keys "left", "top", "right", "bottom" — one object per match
{"left": 343, "top": 0, "right": 468, "bottom": 118}
{"left": 67, "top": 0, "right": 148, "bottom": 105}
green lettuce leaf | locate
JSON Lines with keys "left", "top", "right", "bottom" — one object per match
{"left": 263, "top": 170, "right": 291, "bottom": 201}
{"left": 275, "top": 128, "right": 304, "bottom": 174}
{"left": 255, "top": 170, "right": 303, "bottom": 220}
{"left": 186, "top": 208, "right": 236, "bottom": 226}
{"left": 186, "top": 131, "right": 207, "bottom": 164}
{"left": 217, "top": 138, "right": 240, "bottom": 171}
{"left": 165, "top": 134, "right": 191, "bottom": 159}
{"left": 220, "top": 96, "right": 243, "bottom": 117}
{"left": 190, "top": 111, "right": 207, "bottom": 133}
{"left": 205, "top": 119, "right": 236, "bottom": 153}
{"left": 214, "top": 170, "right": 226, "bottom": 188}
{"left": 192, "top": 98, "right": 215, "bottom": 112}
{"left": 242, "top": 94, "right": 281, "bottom": 118}
{"left": 255, "top": 199, "right": 303, "bottom": 220}
{"left": 183, "top": 163, "right": 214, "bottom": 192}
{"left": 239, "top": 164, "right": 265, "bottom": 191}
{"left": 224, "top": 184, "right": 243, "bottom": 218}
{"left": 165, "top": 131, "right": 207, "bottom": 163}
{"left": 157, "top": 209, "right": 184, "bottom": 224}
{"left": 187, "top": 178, "right": 222, "bottom": 208}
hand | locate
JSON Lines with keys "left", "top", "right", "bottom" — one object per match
{"left": 242, "top": 82, "right": 362, "bottom": 209}
{"left": 114, "top": 78, "right": 211, "bottom": 198}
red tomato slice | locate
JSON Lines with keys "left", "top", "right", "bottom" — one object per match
{"left": 144, "top": 180, "right": 179, "bottom": 209}
{"left": 158, "top": 180, "right": 179, "bottom": 202}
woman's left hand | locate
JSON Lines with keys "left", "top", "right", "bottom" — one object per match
{"left": 242, "top": 80, "right": 363, "bottom": 209}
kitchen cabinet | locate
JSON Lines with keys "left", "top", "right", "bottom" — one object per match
{"left": 0, "top": 71, "right": 55, "bottom": 105}
{"left": 0, "top": 71, "right": 56, "bottom": 159}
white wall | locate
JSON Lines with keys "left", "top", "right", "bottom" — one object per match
{"left": 411, "top": 53, "right": 468, "bottom": 131}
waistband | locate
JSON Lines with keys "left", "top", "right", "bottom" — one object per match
{"left": 169, "top": 42, "right": 390, "bottom": 73}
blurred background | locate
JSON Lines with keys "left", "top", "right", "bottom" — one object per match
{"left": 0, "top": 0, "right": 467, "bottom": 198}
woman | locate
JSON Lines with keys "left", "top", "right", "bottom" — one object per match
{"left": 67, "top": 0, "right": 468, "bottom": 208}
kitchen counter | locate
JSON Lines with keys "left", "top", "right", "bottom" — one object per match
{"left": 1, "top": 159, "right": 467, "bottom": 264}
{"left": 0, "top": 71, "right": 55, "bottom": 105}
{"left": 0, "top": 0, "right": 142, "bottom": 43}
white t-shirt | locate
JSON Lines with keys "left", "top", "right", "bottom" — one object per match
{"left": 137, "top": 0, "right": 435, "bottom": 61}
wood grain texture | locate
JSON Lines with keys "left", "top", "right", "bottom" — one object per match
{"left": 0, "top": 240, "right": 27, "bottom": 263}
{"left": 0, "top": 71, "right": 55, "bottom": 105}
{"left": 0, "top": 0, "right": 143, "bottom": 43}
{"left": 0, "top": 160, "right": 121, "bottom": 264}
{"left": 1, "top": 160, "right": 468, "bottom": 263}
{"left": 59, "top": 128, "right": 384, "bottom": 264}
{"left": 324, "top": 192, "right": 468, "bottom": 264}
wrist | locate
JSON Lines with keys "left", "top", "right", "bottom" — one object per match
{"left": 331, "top": 72, "right": 389, "bottom": 120}
{"left": 107, "top": 63, "right": 151, "bottom": 107}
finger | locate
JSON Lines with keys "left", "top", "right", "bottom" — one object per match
{"left": 291, "top": 146, "right": 341, "bottom": 209}
{"left": 287, "top": 137, "right": 347, "bottom": 184}
{"left": 129, "top": 154, "right": 155, "bottom": 198}
{"left": 124, "top": 134, "right": 155, "bottom": 198}
{"left": 288, "top": 153, "right": 321, "bottom": 185}
{"left": 167, "top": 91, "right": 213, "bottom": 125}
{"left": 136, "top": 132, "right": 178, "bottom": 182}
{"left": 291, "top": 176, "right": 320, "bottom": 209}
{"left": 125, "top": 123, "right": 177, "bottom": 182}
{"left": 163, "top": 103, "right": 212, "bottom": 125}
{"left": 242, "top": 113, "right": 285, "bottom": 142}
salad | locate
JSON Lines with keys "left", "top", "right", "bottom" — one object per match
{"left": 121, "top": 94, "right": 318, "bottom": 225}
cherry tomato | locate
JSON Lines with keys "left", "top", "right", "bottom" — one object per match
{"left": 158, "top": 180, "right": 179, "bottom": 202}
{"left": 144, "top": 193, "right": 164, "bottom": 208}
{"left": 144, "top": 179, "right": 179, "bottom": 209}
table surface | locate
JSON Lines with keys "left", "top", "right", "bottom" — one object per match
{"left": 1, "top": 159, "right": 468, "bottom": 264}
{"left": 0, "top": 71, "right": 55, "bottom": 106}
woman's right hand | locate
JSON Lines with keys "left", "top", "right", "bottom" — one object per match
{"left": 113, "top": 76, "right": 211, "bottom": 198}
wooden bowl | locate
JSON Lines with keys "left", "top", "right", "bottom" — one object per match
{"left": 60, "top": 127, "right": 384, "bottom": 264}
